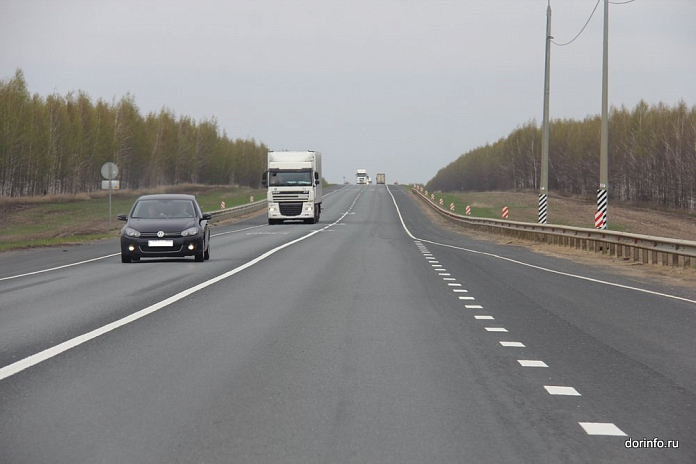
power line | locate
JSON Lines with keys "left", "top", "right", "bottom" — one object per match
{"left": 551, "top": 0, "right": 602, "bottom": 47}
{"left": 551, "top": 0, "right": 636, "bottom": 47}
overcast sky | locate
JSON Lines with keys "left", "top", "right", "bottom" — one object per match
{"left": 2, "top": 0, "right": 694, "bottom": 184}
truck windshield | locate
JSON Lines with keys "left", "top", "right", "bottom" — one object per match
{"left": 269, "top": 170, "right": 313, "bottom": 186}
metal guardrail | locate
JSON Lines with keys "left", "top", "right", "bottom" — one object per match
{"left": 412, "top": 188, "right": 696, "bottom": 268}
{"left": 208, "top": 199, "right": 267, "bottom": 222}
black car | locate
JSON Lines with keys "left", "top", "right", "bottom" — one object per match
{"left": 118, "top": 194, "right": 212, "bottom": 263}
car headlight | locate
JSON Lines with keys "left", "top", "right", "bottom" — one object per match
{"left": 181, "top": 227, "right": 199, "bottom": 237}
{"left": 125, "top": 227, "right": 141, "bottom": 237}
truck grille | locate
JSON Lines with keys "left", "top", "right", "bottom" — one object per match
{"left": 272, "top": 192, "right": 310, "bottom": 202}
{"left": 279, "top": 203, "right": 303, "bottom": 216}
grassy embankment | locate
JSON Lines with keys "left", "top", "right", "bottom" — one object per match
{"left": 0, "top": 185, "right": 266, "bottom": 252}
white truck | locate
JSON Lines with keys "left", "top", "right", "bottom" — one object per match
{"left": 356, "top": 169, "right": 368, "bottom": 185}
{"left": 376, "top": 173, "right": 386, "bottom": 184}
{"left": 262, "top": 151, "right": 322, "bottom": 225}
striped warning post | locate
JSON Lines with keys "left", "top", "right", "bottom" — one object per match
{"left": 538, "top": 193, "right": 548, "bottom": 224}
{"left": 439, "top": 198, "right": 444, "bottom": 206}
{"left": 220, "top": 201, "right": 226, "bottom": 209}
{"left": 449, "top": 203, "right": 455, "bottom": 211}
{"left": 597, "top": 189, "right": 608, "bottom": 229}
{"left": 594, "top": 211, "right": 603, "bottom": 229}
{"left": 502, "top": 206, "right": 509, "bottom": 219}
{"left": 431, "top": 194, "right": 435, "bottom": 201}
{"left": 466, "top": 205, "right": 471, "bottom": 216}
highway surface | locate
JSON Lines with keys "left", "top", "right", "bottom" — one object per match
{"left": 1, "top": 185, "right": 695, "bottom": 463}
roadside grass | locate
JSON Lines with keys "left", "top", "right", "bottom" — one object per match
{"left": 0, "top": 185, "right": 266, "bottom": 252}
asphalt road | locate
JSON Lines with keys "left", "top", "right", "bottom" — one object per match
{"left": 0, "top": 185, "right": 694, "bottom": 463}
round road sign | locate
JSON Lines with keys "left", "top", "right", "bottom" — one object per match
{"left": 101, "top": 162, "right": 119, "bottom": 180}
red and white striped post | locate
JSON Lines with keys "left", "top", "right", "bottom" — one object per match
{"left": 449, "top": 203, "right": 455, "bottom": 211}
{"left": 220, "top": 201, "right": 226, "bottom": 209}
{"left": 250, "top": 196, "right": 254, "bottom": 203}
{"left": 438, "top": 198, "right": 443, "bottom": 206}
{"left": 502, "top": 206, "right": 509, "bottom": 219}
{"left": 466, "top": 205, "right": 471, "bottom": 216}
{"left": 431, "top": 194, "right": 435, "bottom": 201}
{"left": 594, "top": 211, "right": 604, "bottom": 229}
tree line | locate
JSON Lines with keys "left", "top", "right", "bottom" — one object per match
{"left": 427, "top": 101, "right": 696, "bottom": 210}
{"left": 0, "top": 69, "right": 267, "bottom": 197}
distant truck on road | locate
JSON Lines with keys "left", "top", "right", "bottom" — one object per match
{"left": 356, "top": 169, "right": 368, "bottom": 185}
{"left": 376, "top": 173, "right": 386, "bottom": 184}
{"left": 262, "top": 151, "right": 322, "bottom": 225}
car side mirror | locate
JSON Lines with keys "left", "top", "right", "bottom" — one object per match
{"left": 117, "top": 214, "right": 127, "bottom": 221}
{"left": 202, "top": 213, "right": 213, "bottom": 221}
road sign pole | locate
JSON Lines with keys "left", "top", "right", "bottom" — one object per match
{"left": 108, "top": 165, "right": 113, "bottom": 230}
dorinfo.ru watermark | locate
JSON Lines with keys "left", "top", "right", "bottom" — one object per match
{"left": 625, "top": 437, "right": 679, "bottom": 449}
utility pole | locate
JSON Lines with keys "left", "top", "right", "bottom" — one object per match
{"left": 539, "top": 0, "right": 552, "bottom": 224}
{"left": 597, "top": 0, "right": 609, "bottom": 229}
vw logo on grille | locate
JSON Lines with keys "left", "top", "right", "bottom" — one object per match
{"left": 157, "top": 231, "right": 165, "bottom": 238}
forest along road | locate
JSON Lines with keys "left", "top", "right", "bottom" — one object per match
{"left": 0, "top": 185, "right": 694, "bottom": 463}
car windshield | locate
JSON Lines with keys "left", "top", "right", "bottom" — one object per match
{"left": 269, "top": 170, "right": 313, "bottom": 186}
{"left": 132, "top": 199, "right": 195, "bottom": 219}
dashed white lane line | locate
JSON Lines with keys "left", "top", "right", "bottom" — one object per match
{"left": 405, "top": 201, "right": 631, "bottom": 443}
{"left": 453, "top": 289, "right": 468, "bottom": 293}
{"left": 518, "top": 360, "right": 548, "bottom": 367}
{"left": 545, "top": 386, "right": 581, "bottom": 396}
{"left": 431, "top": 264, "right": 443, "bottom": 268}
{"left": 579, "top": 423, "right": 626, "bottom": 436}
{"left": 439, "top": 273, "right": 451, "bottom": 276}
{"left": 443, "top": 278, "right": 456, "bottom": 281}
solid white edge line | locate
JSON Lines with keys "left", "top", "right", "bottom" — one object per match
{"left": 385, "top": 185, "right": 696, "bottom": 306}
{"left": 0, "top": 188, "right": 365, "bottom": 382}
{"left": 0, "top": 254, "right": 121, "bottom": 281}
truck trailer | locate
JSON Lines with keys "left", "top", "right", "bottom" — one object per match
{"left": 262, "top": 151, "right": 322, "bottom": 224}
{"left": 376, "top": 173, "right": 386, "bottom": 184}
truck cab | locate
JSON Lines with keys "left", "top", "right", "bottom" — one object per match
{"left": 263, "top": 151, "right": 322, "bottom": 224}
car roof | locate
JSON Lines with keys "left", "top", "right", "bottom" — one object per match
{"left": 135, "top": 194, "right": 197, "bottom": 201}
